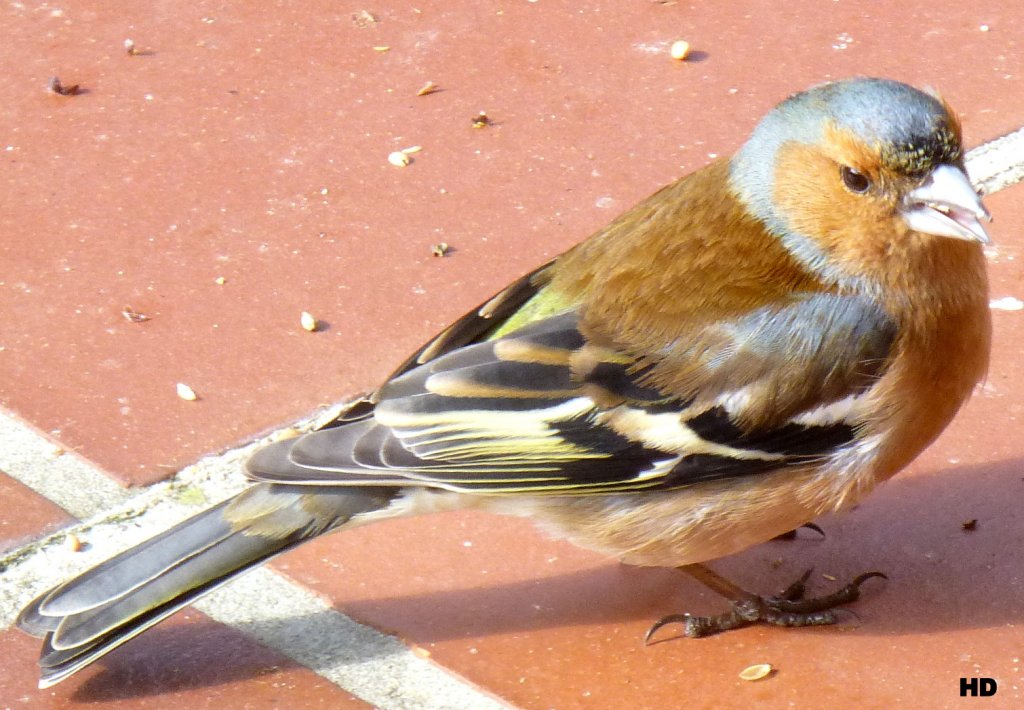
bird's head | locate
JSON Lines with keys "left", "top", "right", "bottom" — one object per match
{"left": 730, "top": 78, "right": 990, "bottom": 288}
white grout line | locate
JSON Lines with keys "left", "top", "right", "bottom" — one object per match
{"left": 0, "top": 410, "right": 128, "bottom": 518}
{"left": 196, "top": 570, "right": 509, "bottom": 710}
{"left": 0, "top": 406, "right": 506, "bottom": 710}
{"left": 0, "top": 438, "right": 251, "bottom": 631}
{"left": 966, "top": 127, "right": 1024, "bottom": 195}
{"left": 1, "top": 129, "right": 1022, "bottom": 708}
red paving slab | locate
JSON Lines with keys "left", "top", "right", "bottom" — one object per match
{"left": 1, "top": 0, "right": 1023, "bottom": 485}
{"left": 0, "top": 613, "right": 369, "bottom": 708}
{"left": 0, "top": 472, "right": 74, "bottom": 553}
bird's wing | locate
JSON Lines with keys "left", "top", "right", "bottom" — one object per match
{"left": 247, "top": 293, "right": 896, "bottom": 495}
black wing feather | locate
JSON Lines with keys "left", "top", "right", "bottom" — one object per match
{"left": 247, "top": 301, "right": 891, "bottom": 494}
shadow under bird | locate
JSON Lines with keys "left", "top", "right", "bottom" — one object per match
{"left": 19, "top": 77, "right": 992, "bottom": 688}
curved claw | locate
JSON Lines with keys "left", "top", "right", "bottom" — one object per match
{"left": 801, "top": 522, "right": 826, "bottom": 539}
{"left": 852, "top": 571, "right": 888, "bottom": 586}
{"left": 775, "top": 568, "right": 814, "bottom": 602}
{"left": 771, "top": 522, "right": 826, "bottom": 541}
{"left": 644, "top": 614, "right": 690, "bottom": 645}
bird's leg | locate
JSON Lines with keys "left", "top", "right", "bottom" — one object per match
{"left": 644, "top": 563, "right": 886, "bottom": 642}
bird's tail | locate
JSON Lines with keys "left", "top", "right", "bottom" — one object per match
{"left": 17, "top": 483, "right": 394, "bottom": 688}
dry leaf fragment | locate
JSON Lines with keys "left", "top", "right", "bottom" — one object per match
{"left": 739, "top": 663, "right": 773, "bottom": 681}
{"left": 416, "top": 81, "right": 440, "bottom": 96}
{"left": 962, "top": 518, "right": 978, "bottom": 531}
{"left": 352, "top": 10, "right": 378, "bottom": 28}
{"left": 300, "top": 311, "right": 319, "bottom": 332}
{"left": 273, "top": 427, "right": 303, "bottom": 442}
{"left": 122, "top": 306, "right": 151, "bottom": 323}
{"left": 471, "top": 111, "right": 491, "bottom": 128}
{"left": 373, "top": 46, "right": 391, "bottom": 52}
{"left": 176, "top": 383, "right": 198, "bottom": 401}
{"left": 49, "top": 76, "right": 81, "bottom": 96}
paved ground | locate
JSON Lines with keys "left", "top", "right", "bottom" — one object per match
{"left": 3, "top": 2, "right": 1024, "bottom": 708}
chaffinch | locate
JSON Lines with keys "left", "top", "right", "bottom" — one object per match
{"left": 19, "top": 77, "right": 992, "bottom": 687}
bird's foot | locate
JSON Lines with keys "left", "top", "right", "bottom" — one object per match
{"left": 645, "top": 568, "right": 886, "bottom": 643}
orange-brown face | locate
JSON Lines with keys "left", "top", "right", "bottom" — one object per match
{"left": 770, "top": 115, "right": 974, "bottom": 290}
{"left": 773, "top": 125, "right": 911, "bottom": 277}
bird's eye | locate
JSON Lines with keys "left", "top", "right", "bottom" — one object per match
{"left": 840, "top": 166, "right": 870, "bottom": 193}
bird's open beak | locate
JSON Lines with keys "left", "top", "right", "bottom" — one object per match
{"left": 902, "top": 164, "right": 992, "bottom": 244}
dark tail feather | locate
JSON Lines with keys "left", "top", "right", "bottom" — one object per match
{"left": 17, "top": 483, "right": 395, "bottom": 688}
